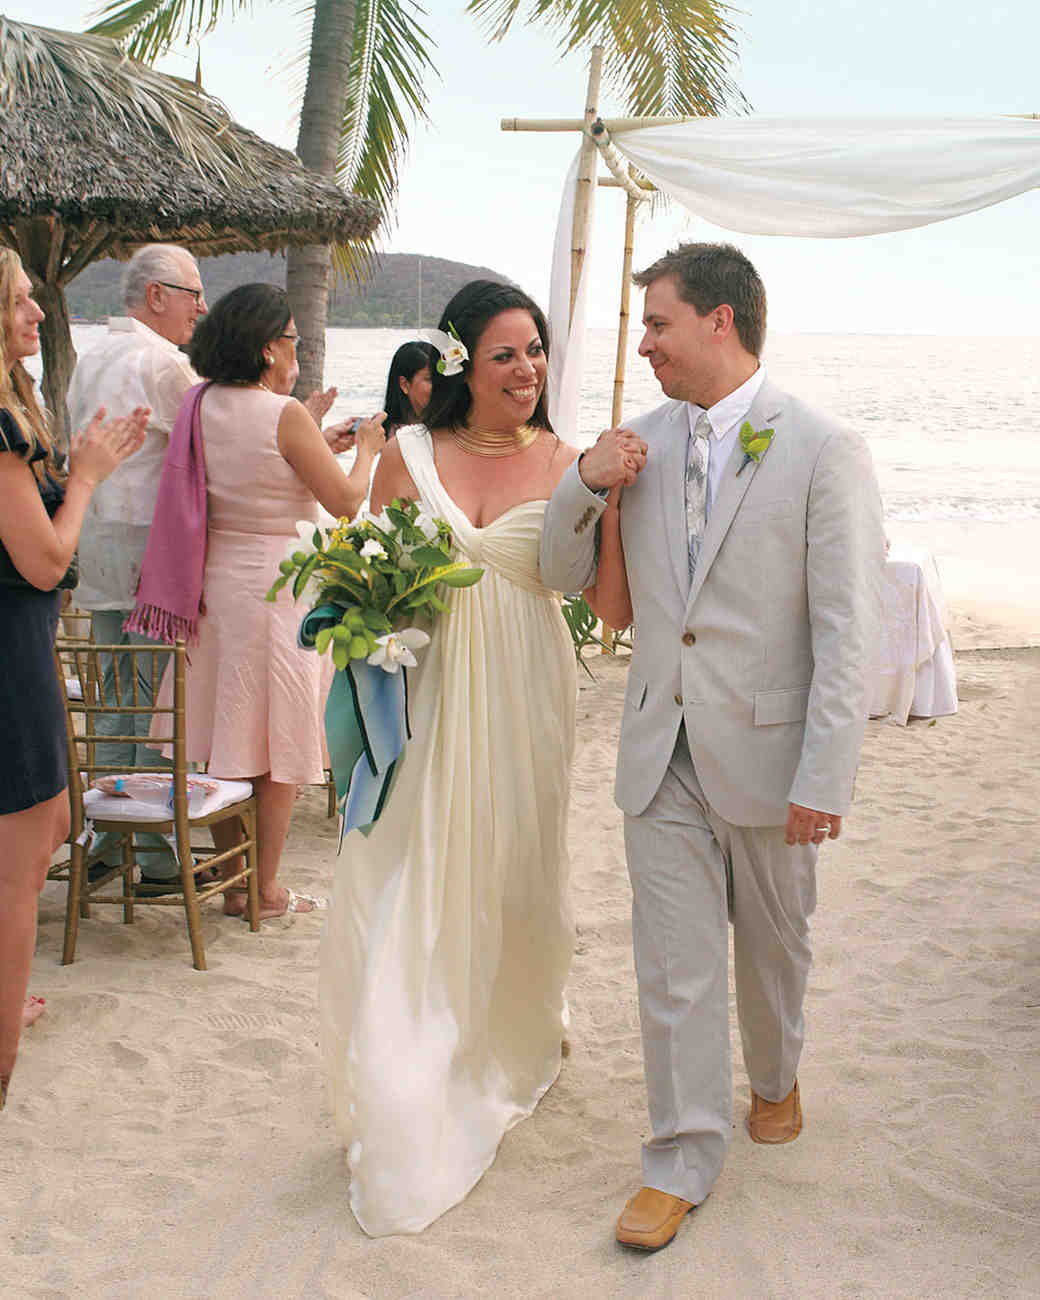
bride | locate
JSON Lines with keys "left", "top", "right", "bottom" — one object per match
{"left": 320, "top": 281, "right": 634, "bottom": 1235}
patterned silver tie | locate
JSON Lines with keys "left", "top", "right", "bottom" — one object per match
{"left": 686, "top": 411, "right": 712, "bottom": 577}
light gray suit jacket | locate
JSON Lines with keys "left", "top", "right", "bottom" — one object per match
{"left": 541, "top": 378, "right": 885, "bottom": 825}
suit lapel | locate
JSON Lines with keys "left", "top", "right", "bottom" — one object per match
{"left": 684, "top": 381, "right": 786, "bottom": 615}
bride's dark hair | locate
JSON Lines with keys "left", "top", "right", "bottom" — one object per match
{"left": 422, "top": 280, "right": 554, "bottom": 434}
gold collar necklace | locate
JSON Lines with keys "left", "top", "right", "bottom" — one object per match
{"left": 450, "top": 422, "right": 539, "bottom": 458}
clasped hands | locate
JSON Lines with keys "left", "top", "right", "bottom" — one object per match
{"left": 577, "top": 426, "right": 648, "bottom": 492}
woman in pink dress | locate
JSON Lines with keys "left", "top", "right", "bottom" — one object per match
{"left": 166, "top": 284, "right": 384, "bottom": 918}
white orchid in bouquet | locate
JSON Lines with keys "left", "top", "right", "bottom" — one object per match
{"left": 267, "top": 498, "right": 483, "bottom": 672}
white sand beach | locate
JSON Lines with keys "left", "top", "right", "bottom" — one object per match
{"left": 4, "top": 643, "right": 1038, "bottom": 1299}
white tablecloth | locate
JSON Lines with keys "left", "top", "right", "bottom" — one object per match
{"left": 870, "top": 545, "right": 958, "bottom": 725}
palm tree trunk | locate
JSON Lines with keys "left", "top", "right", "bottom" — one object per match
{"left": 35, "top": 281, "right": 74, "bottom": 452}
{"left": 286, "top": 0, "right": 359, "bottom": 398}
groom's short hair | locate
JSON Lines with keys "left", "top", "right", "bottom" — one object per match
{"left": 634, "top": 242, "right": 767, "bottom": 358}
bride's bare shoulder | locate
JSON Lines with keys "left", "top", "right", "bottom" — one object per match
{"left": 370, "top": 433, "right": 418, "bottom": 511}
{"left": 547, "top": 436, "right": 580, "bottom": 486}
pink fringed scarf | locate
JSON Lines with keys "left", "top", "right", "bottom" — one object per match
{"left": 125, "top": 382, "right": 212, "bottom": 645}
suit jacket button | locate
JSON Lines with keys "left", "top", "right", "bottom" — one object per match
{"left": 674, "top": 693, "right": 683, "bottom": 706}
{"left": 682, "top": 632, "right": 696, "bottom": 646}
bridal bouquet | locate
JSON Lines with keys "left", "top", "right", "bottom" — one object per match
{"left": 267, "top": 499, "right": 483, "bottom": 837}
{"left": 266, "top": 498, "right": 483, "bottom": 670}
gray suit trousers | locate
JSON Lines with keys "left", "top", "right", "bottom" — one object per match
{"left": 624, "top": 727, "right": 817, "bottom": 1204}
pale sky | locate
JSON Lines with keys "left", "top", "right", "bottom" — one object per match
{"left": 17, "top": 0, "right": 1040, "bottom": 334}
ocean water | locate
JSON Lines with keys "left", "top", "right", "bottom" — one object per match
{"left": 58, "top": 324, "right": 1038, "bottom": 526}
{"left": 54, "top": 325, "right": 1040, "bottom": 642}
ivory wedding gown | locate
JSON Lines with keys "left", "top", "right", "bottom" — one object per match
{"left": 319, "top": 425, "right": 577, "bottom": 1236}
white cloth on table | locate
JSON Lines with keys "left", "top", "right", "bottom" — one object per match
{"left": 68, "top": 317, "right": 198, "bottom": 609}
{"left": 871, "top": 544, "right": 958, "bottom": 725}
{"left": 319, "top": 425, "right": 576, "bottom": 1237}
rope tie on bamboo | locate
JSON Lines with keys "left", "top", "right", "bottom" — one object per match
{"left": 588, "top": 119, "right": 653, "bottom": 203}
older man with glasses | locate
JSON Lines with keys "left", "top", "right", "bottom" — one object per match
{"left": 66, "top": 243, "right": 208, "bottom": 888}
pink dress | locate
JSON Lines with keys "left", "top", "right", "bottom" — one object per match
{"left": 164, "top": 386, "right": 328, "bottom": 785}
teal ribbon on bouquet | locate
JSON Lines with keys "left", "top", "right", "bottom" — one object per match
{"left": 299, "top": 604, "right": 410, "bottom": 838}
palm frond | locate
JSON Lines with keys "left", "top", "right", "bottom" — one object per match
{"left": 87, "top": 0, "right": 257, "bottom": 65}
{"left": 466, "top": 0, "right": 748, "bottom": 118}
{"left": 0, "top": 16, "right": 265, "bottom": 182}
{"left": 336, "top": 0, "right": 437, "bottom": 218}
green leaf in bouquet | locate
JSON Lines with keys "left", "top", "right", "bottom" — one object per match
{"left": 425, "top": 593, "right": 449, "bottom": 613}
{"left": 385, "top": 505, "right": 413, "bottom": 531}
{"left": 392, "top": 571, "right": 408, "bottom": 595}
{"left": 278, "top": 558, "right": 295, "bottom": 576}
{"left": 331, "top": 641, "right": 349, "bottom": 671}
{"left": 324, "top": 582, "right": 367, "bottom": 606}
{"left": 349, "top": 635, "right": 369, "bottom": 659}
{"left": 438, "top": 566, "right": 484, "bottom": 588}
{"left": 265, "top": 573, "right": 290, "bottom": 602}
{"left": 326, "top": 547, "right": 365, "bottom": 571}
{"left": 312, "top": 526, "right": 323, "bottom": 550}
{"left": 410, "top": 545, "right": 452, "bottom": 568}
{"left": 292, "top": 553, "right": 321, "bottom": 601}
{"left": 315, "top": 627, "right": 334, "bottom": 655}
{"left": 361, "top": 607, "right": 392, "bottom": 632}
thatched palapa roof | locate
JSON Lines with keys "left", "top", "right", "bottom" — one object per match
{"left": 0, "top": 16, "right": 380, "bottom": 439}
{"left": 0, "top": 17, "right": 379, "bottom": 258}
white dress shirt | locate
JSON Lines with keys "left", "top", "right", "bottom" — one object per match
{"left": 687, "top": 365, "right": 766, "bottom": 520}
{"left": 69, "top": 318, "right": 198, "bottom": 609}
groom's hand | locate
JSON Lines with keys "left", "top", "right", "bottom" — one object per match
{"left": 786, "top": 804, "right": 842, "bottom": 846}
{"left": 578, "top": 427, "right": 647, "bottom": 491}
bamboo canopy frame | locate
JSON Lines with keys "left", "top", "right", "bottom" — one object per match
{"left": 503, "top": 50, "right": 1038, "bottom": 426}
{"left": 503, "top": 51, "right": 1036, "bottom": 656}
{"left": 0, "top": 17, "right": 380, "bottom": 444}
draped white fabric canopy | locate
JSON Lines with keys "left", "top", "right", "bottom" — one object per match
{"left": 548, "top": 114, "right": 1040, "bottom": 439}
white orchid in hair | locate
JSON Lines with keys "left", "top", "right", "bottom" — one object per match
{"left": 423, "top": 323, "right": 468, "bottom": 376}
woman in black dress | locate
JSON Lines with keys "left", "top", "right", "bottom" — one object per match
{"left": 0, "top": 249, "right": 147, "bottom": 1110}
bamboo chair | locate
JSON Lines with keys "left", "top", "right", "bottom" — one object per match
{"left": 48, "top": 611, "right": 100, "bottom": 898}
{"left": 56, "top": 639, "right": 260, "bottom": 970}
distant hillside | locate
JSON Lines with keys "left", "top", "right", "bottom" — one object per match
{"left": 65, "top": 251, "right": 515, "bottom": 328}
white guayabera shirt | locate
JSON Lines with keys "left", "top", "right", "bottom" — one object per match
{"left": 68, "top": 317, "right": 198, "bottom": 610}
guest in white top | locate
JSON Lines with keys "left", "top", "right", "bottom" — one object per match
{"left": 67, "top": 244, "right": 206, "bottom": 884}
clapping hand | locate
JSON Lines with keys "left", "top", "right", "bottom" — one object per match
{"left": 69, "top": 405, "right": 149, "bottom": 487}
{"left": 577, "top": 426, "right": 648, "bottom": 492}
{"left": 305, "top": 386, "right": 338, "bottom": 428}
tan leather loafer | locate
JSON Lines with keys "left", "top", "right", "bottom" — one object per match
{"left": 748, "top": 1080, "right": 802, "bottom": 1144}
{"left": 615, "top": 1186, "right": 694, "bottom": 1251}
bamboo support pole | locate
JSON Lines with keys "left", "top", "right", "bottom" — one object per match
{"left": 569, "top": 46, "right": 604, "bottom": 325}
{"left": 599, "top": 176, "right": 656, "bottom": 190}
{"left": 598, "top": 179, "right": 641, "bottom": 653}
{"left": 612, "top": 182, "right": 639, "bottom": 428}
{"left": 502, "top": 114, "right": 692, "bottom": 133}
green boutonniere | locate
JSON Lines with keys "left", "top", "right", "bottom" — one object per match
{"left": 736, "top": 421, "right": 774, "bottom": 475}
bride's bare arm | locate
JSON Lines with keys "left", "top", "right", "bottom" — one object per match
{"left": 582, "top": 485, "right": 632, "bottom": 629}
{"left": 369, "top": 437, "right": 419, "bottom": 513}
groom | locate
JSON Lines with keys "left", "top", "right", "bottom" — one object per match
{"left": 541, "top": 243, "right": 885, "bottom": 1251}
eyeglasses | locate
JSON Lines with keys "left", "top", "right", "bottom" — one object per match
{"left": 157, "top": 282, "right": 205, "bottom": 305}
{"left": 280, "top": 333, "right": 303, "bottom": 347}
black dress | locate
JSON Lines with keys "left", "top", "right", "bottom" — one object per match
{"left": 0, "top": 408, "right": 68, "bottom": 815}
